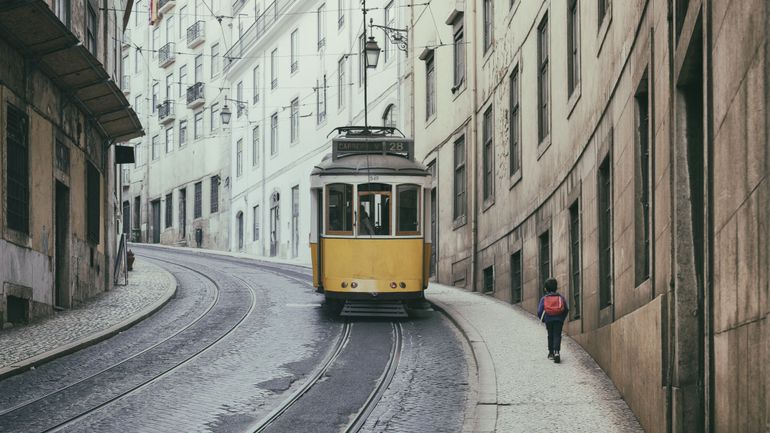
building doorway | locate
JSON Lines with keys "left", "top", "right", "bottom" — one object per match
{"left": 151, "top": 199, "right": 161, "bottom": 243}
{"left": 236, "top": 211, "right": 244, "bottom": 250}
{"left": 291, "top": 185, "right": 299, "bottom": 258}
{"left": 270, "top": 191, "right": 280, "bottom": 257}
{"left": 55, "top": 181, "right": 70, "bottom": 308}
{"left": 122, "top": 200, "right": 130, "bottom": 236}
{"left": 430, "top": 187, "right": 437, "bottom": 277}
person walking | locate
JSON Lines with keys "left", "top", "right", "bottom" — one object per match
{"left": 537, "top": 278, "right": 569, "bottom": 363}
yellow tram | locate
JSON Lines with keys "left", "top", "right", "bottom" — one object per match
{"left": 309, "top": 127, "right": 432, "bottom": 314}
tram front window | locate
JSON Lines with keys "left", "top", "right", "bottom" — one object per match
{"left": 358, "top": 183, "right": 391, "bottom": 236}
{"left": 327, "top": 184, "right": 353, "bottom": 234}
{"left": 397, "top": 184, "right": 420, "bottom": 235}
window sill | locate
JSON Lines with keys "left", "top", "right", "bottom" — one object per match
{"left": 4, "top": 228, "right": 31, "bottom": 249}
{"left": 482, "top": 46, "right": 495, "bottom": 68}
{"left": 425, "top": 114, "right": 437, "bottom": 128}
{"left": 536, "top": 134, "right": 551, "bottom": 160}
{"left": 566, "top": 82, "right": 582, "bottom": 119}
{"left": 452, "top": 215, "right": 467, "bottom": 230}
{"left": 508, "top": 169, "right": 522, "bottom": 190}
{"left": 451, "top": 79, "right": 466, "bottom": 101}
{"left": 595, "top": 8, "right": 613, "bottom": 58}
{"left": 506, "top": 0, "right": 521, "bottom": 26}
{"left": 482, "top": 196, "right": 495, "bottom": 212}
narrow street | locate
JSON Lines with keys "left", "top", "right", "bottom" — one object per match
{"left": 0, "top": 247, "right": 469, "bottom": 433}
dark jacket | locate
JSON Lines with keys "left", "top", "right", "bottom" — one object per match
{"left": 537, "top": 293, "right": 569, "bottom": 323}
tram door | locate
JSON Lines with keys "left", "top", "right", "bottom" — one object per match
{"left": 270, "top": 192, "right": 280, "bottom": 256}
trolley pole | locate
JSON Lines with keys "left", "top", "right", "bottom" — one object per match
{"left": 362, "top": 0, "right": 369, "bottom": 129}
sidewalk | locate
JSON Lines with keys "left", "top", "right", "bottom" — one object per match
{"left": 130, "top": 243, "right": 313, "bottom": 269}
{"left": 427, "top": 283, "right": 644, "bottom": 433}
{"left": 0, "top": 260, "right": 176, "bottom": 380}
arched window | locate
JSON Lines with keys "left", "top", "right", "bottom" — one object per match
{"left": 382, "top": 104, "right": 396, "bottom": 128}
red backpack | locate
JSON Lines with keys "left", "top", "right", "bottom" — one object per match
{"left": 543, "top": 295, "right": 565, "bottom": 316}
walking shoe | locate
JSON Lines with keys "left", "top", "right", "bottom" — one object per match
{"left": 553, "top": 352, "right": 561, "bottom": 363}
{"left": 548, "top": 352, "right": 554, "bottom": 360}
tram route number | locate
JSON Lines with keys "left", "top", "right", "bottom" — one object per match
{"left": 336, "top": 141, "right": 407, "bottom": 153}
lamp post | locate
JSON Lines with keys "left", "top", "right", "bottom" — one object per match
{"left": 362, "top": 0, "right": 380, "bottom": 129}
{"left": 220, "top": 97, "right": 249, "bottom": 125}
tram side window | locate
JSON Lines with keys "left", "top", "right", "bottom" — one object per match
{"left": 397, "top": 184, "right": 420, "bottom": 235}
{"left": 327, "top": 184, "right": 353, "bottom": 234}
{"left": 358, "top": 183, "right": 391, "bottom": 236}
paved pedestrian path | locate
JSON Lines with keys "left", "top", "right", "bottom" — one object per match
{"left": 427, "top": 283, "right": 645, "bottom": 433}
{"left": 0, "top": 259, "right": 176, "bottom": 379}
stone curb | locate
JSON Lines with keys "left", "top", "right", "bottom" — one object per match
{"left": 429, "top": 297, "right": 498, "bottom": 433}
{"left": 131, "top": 242, "right": 313, "bottom": 269}
{"left": 0, "top": 262, "right": 178, "bottom": 381}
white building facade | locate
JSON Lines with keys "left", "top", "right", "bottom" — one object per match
{"left": 224, "top": 0, "right": 411, "bottom": 262}
{"left": 122, "top": 0, "right": 231, "bottom": 249}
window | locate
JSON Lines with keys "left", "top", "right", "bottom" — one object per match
{"left": 453, "top": 24, "right": 465, "bottom": 88}
{"left": 236, "top": 139, "right": 243, "bottom": 177}
{"left": 87, "top": 4, "right": 97, "bottom": 53}
{"left": 510, "top": 251, "right": 522, "bottom": 303}
{"left": 194, "top": 181, "right": 202, "bottom": 218}
{"left": 54, "top": 0, "right": 71, "bottom": 27}
{"left": 290, "top": 98, "right": 299, "bottom": 143}
{"left": 598, "top": 0, "right": 610, "bottom": 27}
{"left": 358, "top": 183, "right": 391, "bottom": 236}
{"left": 210, "top": 176, "right": 219, "bottom": 213}
{"left": 425, "top": 52, "right": 436, "bottom": 119}
{"left": 179, "top": 65, "right": 187, "bottom": 96}
{"left": 317, "top": 4, "right": 326, "bottom": 49}
{"left": 252, "top": 125, "right": 260, "bottom": 166}
{"left": 135, "top": 48, "right": 141, "bottom": 73}
{"left": 338, "top": 56, "right": 346, "bottom": 108}
{"left": 271, "top": 49, "right": 278, "bottom": 89}
{"left": 483, "top": 106, "right": 494, "bottom": 201}
{"left": 396, "top": 184, "right": 420, "bottom": 235}
{"left": 636, "top": 81, "right": 651, "bottom": 285}
{"left": 291, "top": 30, "right": 299, "bottom": 72}
{"left": 537, "top": 13, "right": 550, "bottom": 142}
{"left": 539, "top": 230, "right": 551, "bottom": 289}
{"left": 5, "top": 104, "right": 29, "bottom": 234}
{"left": 165, "top": 15, "right": 174, "bottom": 44}
{"left": 253, "top": 65, "right": 261, "bottom": 103}
{"left": 483, "top": 0, "right": 493, "bottom": 53}
{"left": 165, "top": 127, "right": 174, "bottom": 153}
{"left": 483, "top": 266, "right": 494, "bottom": 293}
{"left": 316, "top": 76, "right": 327, "bottom": 124}
{"left": 165, "top": 193, "right": 173, "bottom": 228}
{"left": 253, "top": 205, "right": 260, "bottom": 241}
{"left": 453, "top": 136, "right": 466, "bottom": 220}
{"left": 598, "top": 156, "right": 613, "bottom": 308}
{"left": 326, "top": 184, "right": 353, "bottom": 234}
{"left": 270, "top": 113, "right": 278, "bottom": 155}
{"left": 509, "top": 67, "right": 521, "bottom": 176}
{"left": 194, "top": 54, "right": 203, "bottom": 82}
{"left": 153, "top": 27, "right": 160, "bottom": 54}
{"left": 383, "top": 104, "right": 396, "bottom": 128}
{"left": 134, "top": 143, "right": 142, "bottom": 167}
{"left": 383, "top": 1, "right": 394, "bottom": 62}
{"left": 194, "top": 111, "right": 203, "bottom": 138}
{"left": 567, "top": 0, "right": 581, "bottom": 96}
{"left": 86, "top": 162, "right": 100, "bottom": 244}
{"left": 236, "top": 81, "right": 244, "bottom": 117}
{"left": 569, "top": 200, "right": 582, "bottom": 318}
{"left": 179, "top": 6, "right": 187, "bottom": 38}
{"left": 358, "top": 33, "right": 365, "bottom": 86}
{"left": 134, "top": 94, "right": 142, "bottom": 116}
{"left": 152, "top": 135, "right": 160, "bottom": 160}
{"left": 337, "top": 0, "right": 344, "bottom": 28}
{"left": 211, "top": 43, "right": 220, "bottom": 77}
{"left": 179, "top": 120, "right": 187, "bottom": 147}
{"left": 210, "top": 102, "right": 219, "bottom": 131}
{"left": 152, "top": 82, "right": 159, "bottom": 113}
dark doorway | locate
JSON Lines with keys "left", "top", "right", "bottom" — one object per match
{"left": 270, "top": 194, "right": 280, "bottom": 257}
{"left": 55, "top": 181, "right": 70, "bottom": 308}
{"left": 430, "top": 187, "right": 437, "bottom": 277}
{"left": 291, "top": 186, "right": 299, "bottom": 257}
{"left": 151, "top": 199, "right": 161, "bottom": 243}
{"left": 237, "top": 211, "right": 244, "bottom": 250}
{"left": 179, "top": 188, "right": 187, "bottom": 240}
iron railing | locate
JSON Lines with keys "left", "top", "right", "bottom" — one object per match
{"left": 186, "top": 82, "right": 205, "bottom": 105}
{"left": 224, "top": 0, "right": 296, "bottom": 72}
{"left": 187, "top": 21, "right": 205, "bottom": 47}
{"left": 158, "top": 42, "right": 175, "bottom": 67}
{"left": 158, "top": 100, "right": 175, "bottom": 122}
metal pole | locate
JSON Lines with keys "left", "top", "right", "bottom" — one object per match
{"left": 362, "top": 0, "right": 368, "bottom": 128}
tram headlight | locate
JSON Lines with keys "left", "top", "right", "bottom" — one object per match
{"left": 351, "top": 282, "right": 358, "bottom": 289}
{"left": 400, "top": 282, "right": 406, "bottom": 288}
{"left": 390, "top": 282, "right": 397, "bottom": 289}
{"left": 341, "top": 281, "right": 348, "bottom": 288}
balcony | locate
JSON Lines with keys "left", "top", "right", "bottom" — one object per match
{"left": 186, "top": 82, "right": 205, "bottom": 108}
{"left": 122, "top": 75, "right": 130, "bottom": 94}
{"left": 158, "top": 42, "right": 175, "bottom": 67}
{"left": 225, "top": 0, "right": 297, "bottom": 73}
{"left": 158, "top": 100, "right": 175, "bottom": 124}
{"left": 317, "top": 37, "right": 326, "bottom": 51}
{"left": 158, "top": 0, "right": 176, "bottom": 15}
{"left": 187, "top": 21, "right": 205, "bottom": 48}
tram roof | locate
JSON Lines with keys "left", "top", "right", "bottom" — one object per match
{"left": 311, "top": 153, "right": 430, "bottom": 177}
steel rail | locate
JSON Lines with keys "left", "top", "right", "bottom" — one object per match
{"left": 39, "top": 254, "right": 259, "bottom": 433}
{"left": 0, "top": 257, "right": 222, "bottom": 418}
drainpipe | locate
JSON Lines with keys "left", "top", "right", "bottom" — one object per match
{"left": 469, "top": 0, "right": 479, "bottom": 292}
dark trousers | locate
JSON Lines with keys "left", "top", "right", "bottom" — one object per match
{"left": 546, "top": 320, "right": 564, "bottom": 353}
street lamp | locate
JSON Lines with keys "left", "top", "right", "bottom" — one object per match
{"left": 220, "top": 97, "right": 248, "bottom": 125}
{"left": 365, "top": 36, "right": 380, "bottom": 68}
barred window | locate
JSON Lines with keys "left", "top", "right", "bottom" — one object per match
{"left": 453, "top": 136, "right": 466, "bottom": 220}
{"left": 86, "top": 162, "right": 101, "bottom": 244}
{"left": 165, "top": 193, "right": 173, "bottom": 228}
{"left": 194, "top": 181, "right": 202, "bottom": 218}
{"left": 6, "top": 104, "right": 29, "bottom": 234}
{"left": 210, "top": 176, "right": 219, "bottom": 213}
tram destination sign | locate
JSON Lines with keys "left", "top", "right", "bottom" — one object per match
{"left": 333, "top": 139, "right": 414, "bottom": 160}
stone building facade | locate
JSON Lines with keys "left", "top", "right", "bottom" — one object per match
{"left": 224, "top": 0, "right": 409, "bottom": 261}
{"left": 412, "top": 0, "right": 768, "bottom": 432}
{"left": 122, "top": 0, "right": 231, "bottom": 250}
{"left": 0, "top": 1, "right": 141, "bottom": 325}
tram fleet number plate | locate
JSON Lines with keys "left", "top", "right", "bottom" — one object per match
{"left": 336, "top": 141, "right": 410, "bottom": 157}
